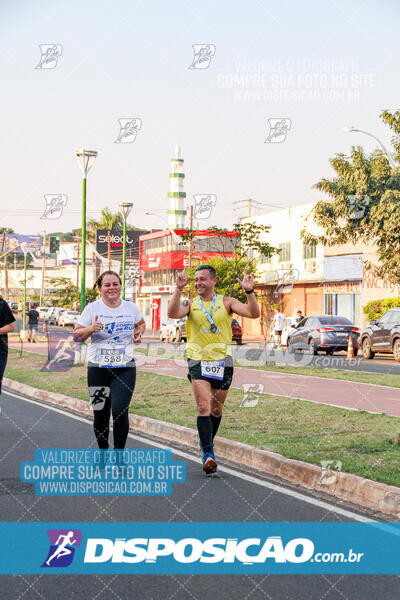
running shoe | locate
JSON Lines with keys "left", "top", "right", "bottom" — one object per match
{"left": 202, "top": 452, "right": 217, "bottom": 474}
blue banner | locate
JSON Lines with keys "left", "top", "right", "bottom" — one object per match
{"left": 0, "top": 522, "right": 399, "bottom": 574}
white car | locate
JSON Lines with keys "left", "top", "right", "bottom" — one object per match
{"left": 48, "top": 307, "right": 67, "bottom": 325}
{"left": 59, "top": 310, "right": 80, "bottom": 327}
{"left": 281, "top": 316, "right": 300, "bottom": 346}
{"left": 159, "top": 319, "right": 187, "bottom": 342}
{"left": 38, "top": 306, "right": 52, "bottom": 320}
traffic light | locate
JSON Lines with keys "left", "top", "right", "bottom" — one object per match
{"left": 49, "top": 236, "right": 60, "bottom": 253}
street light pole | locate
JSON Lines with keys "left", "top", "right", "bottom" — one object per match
{"left": 75, "top": 149, "right": 97, "bottom": 312}
{"left": 40, "top": 230, "right": 46, "bottom": 306}
{"left": 119, "top": 202, "right": 133, "bottom": 299}
{"left": 344, "top": 127, "right": 396, "bottom": 169}
{"left": 145, "top": 211, "right": 183, "bottom": 245}
{"left": 22, "top": 243, "right": 27, "bottom": 330}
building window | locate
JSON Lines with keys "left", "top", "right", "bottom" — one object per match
{"left": 260, "top": 252, "right": 271, "bottom": 263}
{"left": 303, "top": 241, "right": 317, "bottom": 260}
{"left": 278, "top": 242, "right": 291, "bottom": 262}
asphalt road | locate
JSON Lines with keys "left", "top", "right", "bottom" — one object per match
{"left": 0, "top": 389, "right": 398, "bottom": 599}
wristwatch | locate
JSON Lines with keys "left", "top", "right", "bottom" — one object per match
{"left": 245, "top": 289, "right": 254, "bottom": 295}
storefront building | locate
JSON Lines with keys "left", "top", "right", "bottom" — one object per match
{"left": 137, "top": 229, "right": 238, "bottom": 330}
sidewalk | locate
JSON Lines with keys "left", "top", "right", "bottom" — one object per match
{"left": 8, "top": 338, "right": 400, "bottom": 417}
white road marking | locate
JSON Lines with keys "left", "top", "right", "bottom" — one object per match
{"left": 4, "top": 389, "right": 376, "bottom": 523}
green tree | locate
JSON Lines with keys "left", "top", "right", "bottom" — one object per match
{"left": 45, "top": 276, "right": 97, "bottom": 308}
{"left": 179, "top": 222, "right": 278, "bottom": 299}
{"left": 184, "top": 256, "right": 256, "bottom": 303}
{"left": 363, "top": 296, "right": 400, "bottom": 321}
{"left": 87, "top": 207, "right": 141, "bottom": 242}
{"left": 301, "top": 110, "right": 400, "bottom": 283}
{"left": 0, "top": 228, "right": 16, "bottom": 268}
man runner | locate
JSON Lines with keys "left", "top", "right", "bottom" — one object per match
{"left": 168, "top": 264, "right": 260, "bottom": 474}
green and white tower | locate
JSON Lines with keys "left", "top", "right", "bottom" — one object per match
{"left": 167, "top": 142, "right": 187, "bottom": 229}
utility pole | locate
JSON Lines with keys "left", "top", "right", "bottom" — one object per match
{"left": 233, "top": 198, "right": 253, "bottom": 222}
{"left": 22, "top": 244, "right": 27, "bottom": 330}
{"left": 40, "top": 231, "right": 46, "bottom": 306}
{"left": 1, "top": 232, "right": 9, "bottom": 301}
{"left": 107, "top": 229, "right": 111, "bottom": 270}
{"left": 74, "top": 236, "right": 80, "bottom": 289}
{"left": 188, "top": 205, "right": 193, "bottom": 269}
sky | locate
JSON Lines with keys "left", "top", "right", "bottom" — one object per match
{"left": 1, "top": 0, "right": 399, "bottom": 235}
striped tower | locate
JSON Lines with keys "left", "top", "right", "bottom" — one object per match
{"left": 167, "top": 142, "right": 187, "bottom": 229}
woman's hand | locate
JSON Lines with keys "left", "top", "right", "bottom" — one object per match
{"left": 133, "top": 331, "right": 142, "bottom": 344}
{"left": 133, "top": 318, "right": 145, "bottom": 344}
{"left": 91, "top": 315, "right": 102, "bottom": 333}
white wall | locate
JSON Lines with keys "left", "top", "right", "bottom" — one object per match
{"left": 242, "top": 202, "right": 325, "bottom": 284}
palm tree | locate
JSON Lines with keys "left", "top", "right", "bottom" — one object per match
{"left": 87, "top": 207, "right": 125, "bottom": 242}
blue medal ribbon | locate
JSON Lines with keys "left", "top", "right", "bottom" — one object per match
{"left": 198, "top": 293, "right": 217, "bottom": 332}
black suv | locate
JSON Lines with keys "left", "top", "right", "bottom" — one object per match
{"left": 360, "top": 308, "right": 400, "bottom": 361}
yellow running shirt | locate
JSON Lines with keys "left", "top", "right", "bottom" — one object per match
{"left": 186, "top": 294, "right": 232, "bottom": 361}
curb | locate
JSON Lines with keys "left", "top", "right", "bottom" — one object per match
{"left": 4, "top": 377, "right": 400, "bottom": 518}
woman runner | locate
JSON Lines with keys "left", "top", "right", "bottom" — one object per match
{"left": 74, "top": 271, "right": 145, "bottom": 451}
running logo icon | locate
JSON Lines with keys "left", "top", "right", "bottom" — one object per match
{"left": 42, "top": 529, "right": 82, "bottom": 568}
{"left": 41, "top": 194, "right": 68, "bottom": 220}
{"left": 264, "top": 118, "right": 291, "bottom": 143}
{"left": 240, "top": 383, "right": 264, "bottom": 408}
{"left": 101, "top": 322, "right": 116, "bottom": 334}
{"left": 193, "top": 194, "right": 217, "bottom": 219}
{"left": 188, "top": 44, "right": 216, "bottom": 69}
{"left": 35, "top": 44, "right": 63, "bottom": 69}
{"left": 114, "top": 118, "right": 142, "bottom": 143}
{"left": 89, "top": 386, "right": 110, "bottom": 411}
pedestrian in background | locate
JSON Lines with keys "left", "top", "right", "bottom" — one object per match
{"left": 296, "top": 310, "right": 304, "bottom": 324}
{"left": 273, "top": 308, "right": 286, "bottom": 346}
{"left": 27, "top": 303, "right": 40, "bottom": 343}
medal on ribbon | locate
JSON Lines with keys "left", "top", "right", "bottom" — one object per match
{"left": 198, "top": 293, "right": 218, "bottom": 333}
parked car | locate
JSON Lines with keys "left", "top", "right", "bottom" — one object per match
{"left": 360, "top": 308, "right": 400, "bottom": 361}
{"left": 159, "top": 318, "right": 187, "bottom": 342}
{"left": 280, "top": 316, "right": 299, "bottom": 346}
{"left": 59, "top": 310, "right": 80, "bottom": 327}
{"left": 287, "top": 315, "right": 360, "bottom": 355}
{"left": 231, "top": 318, "right": 242, "bottom": 344}
{"left": 48, "top": 307, "right": 66, "bottom": 325}
{"left": 38, "top": 306, "right": 52, "bottom": 320}
{"left": 7, "top": 301, "right": 18, "bottom": 312}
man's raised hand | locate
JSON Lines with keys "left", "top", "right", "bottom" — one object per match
{"left": 176, "top": 269, "right": 191, "bottom": 292}
{"left": 236, "top": 267, "right": 254, "bottom": 291}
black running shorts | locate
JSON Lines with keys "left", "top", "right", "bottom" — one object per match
{"left": 187, "top": 356, "right": 234, "bottom": 390}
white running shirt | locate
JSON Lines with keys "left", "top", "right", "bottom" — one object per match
{"left": 78, "top": 299, "right": 143, "bottom": 366}
{"left": 273, "top": 312, "right": 286, "bottom": 331}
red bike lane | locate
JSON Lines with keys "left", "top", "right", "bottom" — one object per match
{"left": 133, "top": 355, "right": 400, "bottom": 417}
